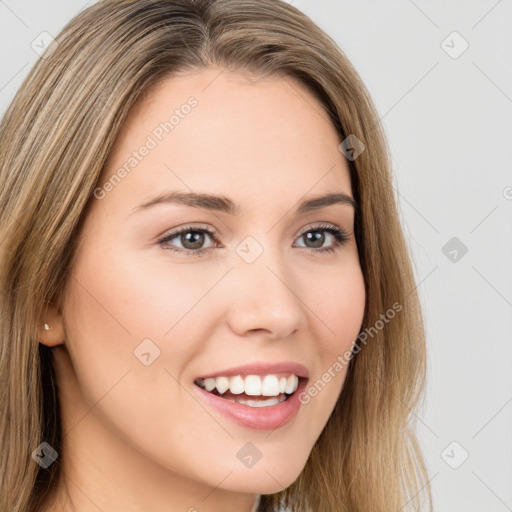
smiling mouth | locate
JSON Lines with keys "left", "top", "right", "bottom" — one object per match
{"left": 194, "top": 375, "right": 306, "bottom": 408}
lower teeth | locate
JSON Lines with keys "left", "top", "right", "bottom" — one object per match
{"left": 227, "top": 394, "right": 288, "bottom": 407}
{"left": 196, "top": 383, "right": 293, "bottom": 408}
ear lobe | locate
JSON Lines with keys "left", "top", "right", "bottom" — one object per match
{"left": 38, "top": 303, "right": 65, "bottom": 347}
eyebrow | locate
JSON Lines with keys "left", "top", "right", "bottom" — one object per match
{"left": 130, "top": 191, "right": 357, "bottom": 216}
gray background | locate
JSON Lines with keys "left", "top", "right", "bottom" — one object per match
{"left": 1, "top": 1, "right": 511, "bottom": 510}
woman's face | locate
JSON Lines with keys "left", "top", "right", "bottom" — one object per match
{"left": 55, "top": 68, "right": 365, "bottom": 507}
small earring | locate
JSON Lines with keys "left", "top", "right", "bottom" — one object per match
{"left": 44, "top": 323, "right": 52, "bottom": 331}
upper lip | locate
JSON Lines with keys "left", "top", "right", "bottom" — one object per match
{"left": 196, "top": 361, "right": 309, "bottom": 380}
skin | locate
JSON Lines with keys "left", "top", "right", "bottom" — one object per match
{"left": 39, "top": 67, "right": 366, "bottom": 512}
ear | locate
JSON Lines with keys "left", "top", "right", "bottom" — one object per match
{"left": 38, "top": 302, "right": 65, "bottom": 347}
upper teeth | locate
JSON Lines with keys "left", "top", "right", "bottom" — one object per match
{"left": 196, "top": 374, "right": 300, "bottom": 396}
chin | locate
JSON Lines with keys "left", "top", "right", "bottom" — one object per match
{"left": 222, "top": 467, "right": 301, "bottom": 495}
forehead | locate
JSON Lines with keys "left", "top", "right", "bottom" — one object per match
{"left": 98, "top": 68, "right": 352, "bottom": 212}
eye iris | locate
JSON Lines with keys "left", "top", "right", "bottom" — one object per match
{"left": 304, "top": 230, "right": 324, "bottom": 248}
{"left": 182, "top": 231, "right": 205, "bottom": 250}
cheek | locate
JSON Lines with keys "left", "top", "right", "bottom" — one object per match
{"left": 112, "top": 248, "right": 233, "bottom": 336}
{"left": 307, "top": 262, "right": 366, "bottom": 350}
{"left": 60, "top": 241, "right": 228, "bottom": 413}
{"left": 300, "top": 263, "right": 365, "bottom": 414}
{"left": 60, "top": 254, "right": 233, "bottom": 480}
{"left": 68, "top": 241, "right": 222, "bottom": 347}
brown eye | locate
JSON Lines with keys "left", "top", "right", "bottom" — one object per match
{"left": 177, "top": 231, "right": 206, "bottom": 250}
{"left": 158, "top": 226, "right": 217, "bottom": 256}
{"left": 294, "top": 224, "right": 350, "bottom": 254}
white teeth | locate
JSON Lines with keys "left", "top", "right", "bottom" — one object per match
{"left": 204, "top": 378, "right": 216, "bottom": 392}
{"left": 215, "top": 376, "right": 230, "bottom": 394}
{"left": 261, "top": 375, "right": 280, "bottom": 396}
{"left": 244, "top": 375, "right": 262, "bottom": 396}
{"left": 229, "top": 375, "right": 245, "bottom": 395}
{"left": 197, "top": 373, "right": 301, "bottom": 396}
{"left": 284, "top": 375, "right": 299, "bottom": 394}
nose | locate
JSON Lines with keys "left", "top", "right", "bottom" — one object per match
{"left": 224, "top": 245, "right": 308, "bottom": 340}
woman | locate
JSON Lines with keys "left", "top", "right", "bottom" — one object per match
{"left": 0, "top": 1, "right": 432, "bottom": 510}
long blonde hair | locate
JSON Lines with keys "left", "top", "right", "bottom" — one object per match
{"left": 0, "top": 1, "right": 432, "bottom": 510}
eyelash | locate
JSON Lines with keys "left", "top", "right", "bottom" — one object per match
{"left": 157, "top": 223, "right": 350, "bottom": 257}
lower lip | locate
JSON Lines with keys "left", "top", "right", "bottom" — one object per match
{"left": 193, "top": 378, "right": 308, "bottom": 431}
